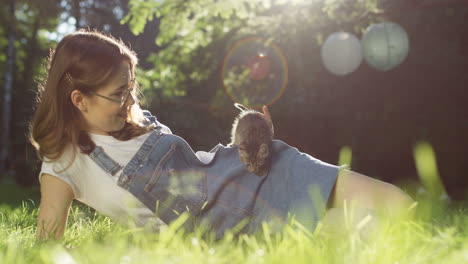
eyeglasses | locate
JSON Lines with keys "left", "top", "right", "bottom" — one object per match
{"left": 88, "top": 78, "right": 137, "bottom": 108}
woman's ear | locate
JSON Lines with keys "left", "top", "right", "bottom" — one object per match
{"left": 70, "top": 90, "right": 88, "bottom": 113}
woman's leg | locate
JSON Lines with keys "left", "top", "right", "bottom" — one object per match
{"left": 327, "top": 169, "right": 415, "bottom": 216}
{"left": 320, "top": 169, "right": 415, "bottom": 239}
{"left": 320, "top": 207, "right": 379, "bottom": 240}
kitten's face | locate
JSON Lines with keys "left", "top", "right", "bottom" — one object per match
{"left": 238, "top": 143, "right": 270, "bottom": 175}
{"left": 231, "top": 110, "right": 274, "bottom": 176}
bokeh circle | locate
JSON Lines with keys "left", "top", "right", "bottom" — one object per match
{"left": 321, "top": 32, "right": 363, "bottom": 76}
{"left": 222, "top": 37, "right": 288, "bottom": 109}
{"left": 362, "top": 22, "right": 410, "bottom": 71}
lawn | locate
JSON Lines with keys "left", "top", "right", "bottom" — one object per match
{"left": 0, "top": 194, "right": 467, "bottom": 263}
{"left": 0, "top": 141, "right": 466, "bottom": 263}
{"left": 0, "top": 182, "right": 40, "bottom": 207}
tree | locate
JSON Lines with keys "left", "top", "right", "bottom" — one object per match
{"left": 0, "top": 0, "right": 16, "bottom": 178}
{"left": 120, "top": 0, "right": 384, "bottom": 149}
{"left": 0, "top": 0, "right": 63, "bottom": 183}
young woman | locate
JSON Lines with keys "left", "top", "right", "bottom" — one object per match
{"left": 29, "top": 29, "right": 414, "bottom": 241}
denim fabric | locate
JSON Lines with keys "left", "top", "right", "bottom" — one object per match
{"left": 89, "top": 146, "right": 123, "bottom": 175}
{"left": 88, "top": 112, "right": 341, "bottom": 238}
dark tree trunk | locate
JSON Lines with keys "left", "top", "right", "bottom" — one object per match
{"left": 0, "top": 0, "right": 16, "bottom": 177}
{"left": 21, "top": 16, "right": 40, "bottom": 91}
{"left": 71, "top": 0, "right": 82, "bottom": 28}
{"left": 9, "top": 11, "right": 43, "bottom": 185}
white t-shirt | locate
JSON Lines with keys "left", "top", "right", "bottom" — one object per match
{"left": 39, "top": 129, "right": 170, "bottom": 231}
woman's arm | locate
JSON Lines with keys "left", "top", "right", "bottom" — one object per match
{"left": 37, "top": 173, "right": 74, "bottom": 241}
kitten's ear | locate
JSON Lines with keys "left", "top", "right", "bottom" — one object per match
{"left": 234, "top": 103, "right": 248, "bottom": 112}
{"left": 262, "top": 105, "right": 274, "bottom": 133}
{"left": 257, "top": 143, "right": 269, "bottom": 159}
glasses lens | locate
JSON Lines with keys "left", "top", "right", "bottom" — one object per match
{"left": 120, "top": 91, "right": 129, "bottom": 108}
{"left": 121, "top": 89, "right": 130, "bottom": 102}
{"left": 119, "top": 79, "right": 135, "bottom": 108}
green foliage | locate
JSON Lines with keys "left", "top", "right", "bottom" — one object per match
{"left": 121, "top": 0, "right": 162, "bottom": 36}
{"left": 123, "top": 0, "right": 383, "bottom": 96}
{"left": 120, "top": 0, "right": 397, "bottom": 151}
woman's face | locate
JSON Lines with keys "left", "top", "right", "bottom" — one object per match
{"left": 72, "top": 61, "right": 136, "bottom": 135}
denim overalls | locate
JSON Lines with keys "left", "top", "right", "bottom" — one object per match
{"left": 88, "top": 112, "right": 341, "bottom": 238}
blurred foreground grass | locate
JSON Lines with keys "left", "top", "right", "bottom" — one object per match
{"left": 0, "top": 200, "right": 466, "bottom": 264}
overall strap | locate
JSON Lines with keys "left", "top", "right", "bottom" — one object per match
{"left": 89, "top": 126, "right": 163, "bottom": 176}
{"left": 88, "top": 145, "right": 123, "bottom": 176}
{"left": 88, "top": 110, "right": 164, "bottom": 176}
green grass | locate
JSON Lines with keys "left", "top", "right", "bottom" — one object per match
{"left": 0, "top": 140, "right": 467, "bottom": 263}
{"left": 0, "top": 200, "right": 467, "bottom": 263}
{"left": 0, "top": 182, "right": 40, "bottom": 207}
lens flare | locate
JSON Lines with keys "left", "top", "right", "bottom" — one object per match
{"left": 222, "top": 37, "right": 288, "bottom": 109}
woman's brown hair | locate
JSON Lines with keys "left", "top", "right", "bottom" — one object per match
{"left": 29, "top": 29, "right": 155, "bottom": 172}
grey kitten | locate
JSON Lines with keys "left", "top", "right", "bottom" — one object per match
{"left": 229, "top": 103, "right": 274, "bottom": 177}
